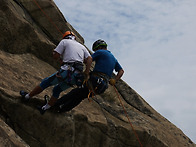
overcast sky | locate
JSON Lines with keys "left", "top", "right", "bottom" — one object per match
{"left": 53, "top": 0, "right": 196, "bottom": 143}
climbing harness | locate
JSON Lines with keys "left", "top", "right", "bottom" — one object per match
{"left": 56, "top": 62, "right": 84, "bottom": 86}
{"left": 113, "top": 85, "right": 143, "bottom": 147}
{"left": 61, "top": 61, "right": 84, "bottom": 72}
{"left": 85, "top": 72, "right": 109, "bottom": 102}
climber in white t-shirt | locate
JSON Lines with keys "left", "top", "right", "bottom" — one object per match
{"left": 20, "top": 31, "right": 92, "bottom": 114}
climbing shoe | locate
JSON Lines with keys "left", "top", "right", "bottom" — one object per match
{"left": 37, "top": 106, "right": 46, "bottom": 115}
{"left": 20, "top": 90, "right": 29, "bottom": 102}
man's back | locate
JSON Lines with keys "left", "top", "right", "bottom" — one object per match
{"left": 92, "top": 49, "right": 121, "bottom": 77}
{"left": 54, "top": 39, "right": 90, "bottom": 63}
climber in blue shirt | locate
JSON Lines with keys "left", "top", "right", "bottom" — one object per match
{"left": 92, "top": 49, "right": 122, "bottom": 78}
{"left": 54, "top": 39, "right": 124, "bottom": 113}
{"left": 91, "top": 39, "right": 123, "bottom": 83}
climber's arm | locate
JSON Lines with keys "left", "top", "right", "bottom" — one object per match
{"left": 115, "top": 69, "right": 124, "bottom": 81}
{"left": 53, "top": 51, "right": 60, "bottom": 60}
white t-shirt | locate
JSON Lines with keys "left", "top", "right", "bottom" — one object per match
{"left": 54, "top": 39, "right": 90, "bottom": 70}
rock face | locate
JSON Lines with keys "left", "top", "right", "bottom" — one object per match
{"left": 0, "top": 0, "right": 195, "bottom": 147}
{"left": 0, "top": 118, "right": 29, "bottom": 147}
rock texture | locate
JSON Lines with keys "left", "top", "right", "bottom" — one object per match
{"left": 0, "top": 0, "right": 195, "bottom": 147}
{"left": 0, "top": 118, "right": 29, "bottom": 147}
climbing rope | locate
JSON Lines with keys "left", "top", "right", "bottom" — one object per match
{"left": 32, "top": 0, "right": 64, "bottom": 36}
{"left": 113, "top": 85, "right": 143, "bottom": 147}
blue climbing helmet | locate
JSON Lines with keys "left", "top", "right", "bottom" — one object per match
{"left": 92, "top": 39, "right": 107, "bottom": 51}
